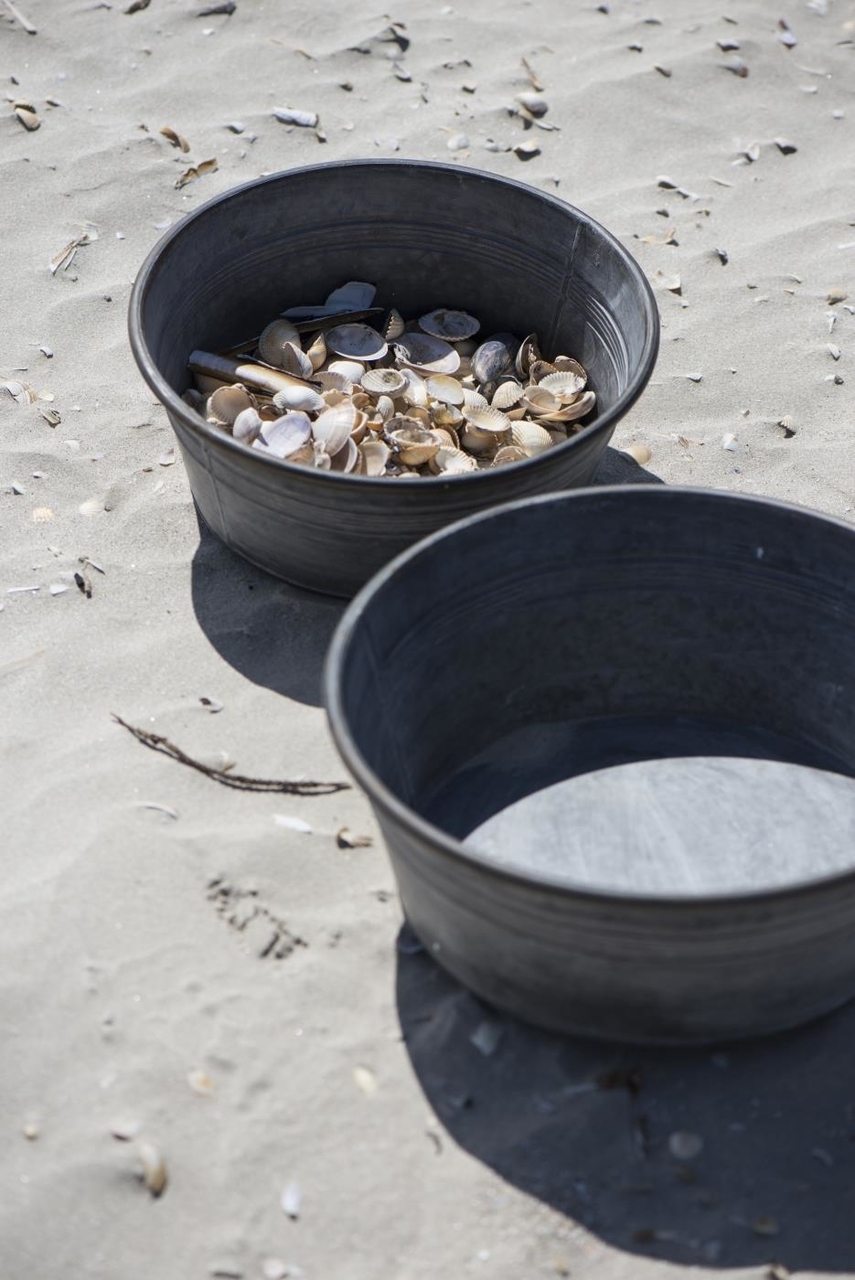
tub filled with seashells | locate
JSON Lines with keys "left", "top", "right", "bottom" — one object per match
{"left": 129, "top": 160, "right": 659, "bottom": 595}
{"left": 186, "top": 283, "right": 598, "bottom": 480}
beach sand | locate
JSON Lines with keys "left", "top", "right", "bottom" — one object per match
{"left": 2, "top": 0, "right": 855, "bottom": 1275}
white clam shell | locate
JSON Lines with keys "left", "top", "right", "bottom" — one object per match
{"left": 393, "top": 332, "right": 460, "bottom": 375}
{"left": 384, "top": 308, "right": 406, "bottom": 340}
{"left": 325, "top": 323, "right": 388, "bottom": 361}
{"left": 425, "top": 374, "right": 464, "bottom": 406}
{"left": 305, "top": 330, "right": 327, "bottom": 371}
{"left": 361, "top": 367, "right": 408, "bottom": 396}
{"left": 399, "top": 368, "right": 429, "bottom": 408}
{"left": 257, "top": 318, "right": 301, "bottom": 368}
{"left": 232, "top": 406, "right": 263, "bottom": 444}
{"left": 207, "top": 383, "right": 254, "bottom": 425}
{"left": 464, "top": 405, "right": 513, "bottom": 435}
{"left": 277, "top": 341, "right": 314, "bottom": 379}
{"left": 539, "top": 370, "right": 587, "bottom": 400}
{"left": 313, "top": 401, "right": 357, "bottom": 456}
{"left": 325, "top": 281, "right": 377, "bottom": 310}
{"left": 256, "top": 411, "right": 312, "bottom": 458}
{"left": 510, "top": 421, "right": 554, "bottom": 456}
{"left": 521, "top": 386, "right": 561, "bottom": 416}
{"left": 418, "top": 308, "right": 480, "bottom": 341}
{"left": 314, "top": 370, "right": 353, "bottom": 394}
{"left": 272, "top": 385, "right": 326, "bottom": 414}
{"left": 375, "top": 394, "right": 395, "bottom": 422}
{"left": 491, "top": 380, "right": 524, "bottom": 410}
{"left": 461, "top": 387, "right": 489, "bottom": 410}
{"left": 328, "top": 359, "right": 366, "bottom": 383}
{"left": 430, "top": 445, "right": 479, "bottom": 475}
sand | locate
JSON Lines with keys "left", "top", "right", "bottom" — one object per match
{"left": 2, "top": 0, "right": 855, "bottom": 1275}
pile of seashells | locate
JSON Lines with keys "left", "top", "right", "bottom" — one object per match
{"left": 185, "top": 281, "right": 595, "bottom": 478}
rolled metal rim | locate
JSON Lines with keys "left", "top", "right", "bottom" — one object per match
{"left": 128, "top": 158, "right": 660, "bottom": 489}
{"left": 323, "top": 483, "right": 855, "bottom": 909}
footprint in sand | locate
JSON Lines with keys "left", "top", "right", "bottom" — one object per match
{"left": 206, "top": 877, "right": 306, "bottom": 960}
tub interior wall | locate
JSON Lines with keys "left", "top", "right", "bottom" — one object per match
{"left": 138, "top": 167, "right": 645, "bottom": 410}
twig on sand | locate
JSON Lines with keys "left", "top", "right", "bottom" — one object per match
{"left": 3, "top": 0, "right": 37, "bottom": 34}
{"left": 112, "top": 714, "right": 349, "bottom": 795}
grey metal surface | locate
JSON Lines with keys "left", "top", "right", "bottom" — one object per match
{"left": 324, "top": 486, "right": 855, "bottom": 1043}
{"left": 128, "top": 160, "right": 659, "bottom": 596}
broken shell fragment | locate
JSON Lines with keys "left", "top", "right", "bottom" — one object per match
{"left": 325, "top": 323, "right": 388, "bottom": 361}
{"left": 418, "top": 308, "right": 481, "bottom": 341}
{"left": 384, "top": 308, "right": 406, "bottom": 340}
{"left": 136, "top": 1141, "right": 168, "bottom": 1197}
{"left": 389, "top": 424, "right": 443, "bottom": 466}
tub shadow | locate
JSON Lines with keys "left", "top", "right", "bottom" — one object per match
{"left": 593, "top": 446, "right": 664, "bottom": 486}
{"left": 190, "top": 516, "right": 345, "bottom": 707}
{"left": 189, "top": 448, "right": 660, "bottom": 706}
{"left": 397, "top": 933, "right": 855, "bottom": 1271}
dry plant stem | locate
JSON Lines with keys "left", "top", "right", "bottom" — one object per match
{"left": 188, "top": 351, "right": 318, "bottom": 397}
{"left": 3, "top": 0, "right": 37, "bottom": 33}
{"left": 112, "top": 714, "right": 349, "bottom": 794}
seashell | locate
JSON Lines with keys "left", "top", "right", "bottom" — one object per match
{"left": 430, "top": 445, "right": 479, "bottom": 475}
{"left": 515, "top": 333, "right": 540, "bottom": 379}
{"left": 545, "top": 389, "right": 596, "bottom": 422}
{"left": 464, "top": 405, "right": 513, "bottom": 434}
{"left": 325, "top": 323, "right": 388, "bottom": 361}
{"left": 492, "top": 444, "right": 529, "bottom": 466}
{"left": 432, "top": 427, "right": 460, "bottom": 449}
{"left": 529, "top": 359, "right": 558, "bottom": 383}
{"left": 270, "top": 341, "right": 314, "bottom": 379}
{"left": 272, "top": 385, "right": 326, "bottom": 414}
{"left": 329, "top": 436, "right": 359, "bottom": 472}
{"left": 257, "top": 318, "right": 301, "bottom": 367}
{"left": 232, "top": 407, "right": 264, "bottom": 444}
{"left": 399, "top": 368, "right": 429, "bottom": 408}
{"left": 407, "top": 405, "right": 432, "bottom": 427}
{"left": 313, "top": 401, "right": 357, "bottom": 456}
{"left": 425, "top": 374, "right": 464, "bottom": 406}
{"left": 418, "top": 308, "right": 481, "bottom": 341}
{"left": 287, "top": 441, "right": 315, "bottom": 467}
{"left": 623, "top": 442, "right": 651, "bottom": 465}
{"left": 360, "top": 440, "right": 391, "bottom": 476}
{"left": 384, "top": 308, "right": 406, "bottom": 340}
{"left": 313, "top": 443, "right": 332, "bottom": 470}
{"left": 539, "top": 370, "right": 587, "bottom": 400}
{"left": 305, "top": 330, "right": 327, "bottom": 371}
{"left": 314, "top": 370, "right": 353, "bottom": 394}
{"left": 328, "top": 359, "right": 366, "bottom": 383}
{"left": 257, "top": 412, "right": 312, "bottom": 458}
{"left": 350, "top": 410, "right": 369, "bottom": 444}
{"left": 553, "top": 355, "right": 588, "bottom": 378}
{"left": 461, "top": 387, "right": 489, "bottom": 410}
{"left": 430, "top": 402, "right": 463, "bottom": 428}
{"left": 394, "top": 332, "right": 460, "bottom": 375}
{"left": 506, "top": 405, "right": 527, "bottom": 420}
{"left": 136, "top": 1141, "right": 168, "bottom": 1197}
{"left": 351, "top": 392, "right": 371, "bottom": 410}
{"left": 521, "top": 386, "right": 561, "bottom": 415}
{"left": 472, "top": 336, "right": 516, "bottom": 383}
{"left": 207, "top": 383, "right": 254, "bottom": 426}
{"left": 491, "top": 380, "right": 524, "bottom": 410}
{"left": 375, "top": 394, "right": 395, "bottom": 422}
{"left": 388, "top": 424, "right": 442, "bottom": 466}
{"left": 510, "top": 421, "right": 554, "bottom": 456}
{"left": 461, "top": 421, "right": 500, "bottom": 455}
{"left": 325, "top": 281, "right": 377, "bottom": 311}
{"left": 361, "top": 367, "right": 408, "bottom": 396}
{"left": 515, "top": 91, "right": 548, "bottom": 117}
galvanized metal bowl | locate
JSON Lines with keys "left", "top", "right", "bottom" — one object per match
{"left": 324, "top": 486, "right": 855, "bottom": 1043}
{"left": 128, "top": 160, "right": 658, "bottom": 597}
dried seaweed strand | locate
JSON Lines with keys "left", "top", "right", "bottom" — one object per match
{"left": 112, "top": 714, "right": 348, "bottom": 794}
